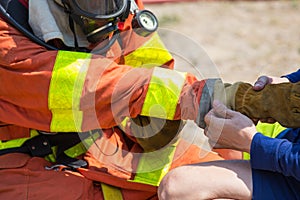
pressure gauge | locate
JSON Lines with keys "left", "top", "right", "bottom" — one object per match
{"left": 132, "top": 10, "right": 158, "bottom": 37}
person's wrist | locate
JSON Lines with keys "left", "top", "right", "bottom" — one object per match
{"left": 271, "top": 76, "right": 289, "bottom": 84}
{"left": 242, "top": 130, "right": 256, "bottom": 153}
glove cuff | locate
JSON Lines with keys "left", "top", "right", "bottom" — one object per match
{"left": 213, "top": 80, "right": 243, "bottom": 110}
{"left": 196, "top": 78, "right": 219, "bottom": 128}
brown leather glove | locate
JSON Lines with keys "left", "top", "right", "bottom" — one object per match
{"left": 130, "top": 116, "right": 185, "bottom": 152}
{"left": 234, "top": 82, "right": 300, "bottom": 128}
{"left": 188, "top": 78, "right": 300, "bottom": 129}
{"left": 213, "top": 79, "right": 242, "bottom": 110}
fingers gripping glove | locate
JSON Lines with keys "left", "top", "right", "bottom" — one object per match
{"left": 196, "top": 78, "right": 241, "bottom": 128}
{"left": 130, "top": 116, "right": 185, "bottom": 152}
{"left": 235, "top": 82, "right": 300, "bottom": 128}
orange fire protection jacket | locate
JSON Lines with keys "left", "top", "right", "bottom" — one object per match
{"left": 0, "top": 1, "right": 211, "bottom": 138}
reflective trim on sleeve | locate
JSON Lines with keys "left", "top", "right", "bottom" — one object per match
{"left": 141, "top": 67, "right": 187, "bottom": 120}
{"left": 101, "top": 183, "right": 123, "bottom": 200}
{"left": 65, "top": 130, "right": 101, "bottom": 158}
{"left": 131, "top": 142, "right": 177, "bottom": 186}
{"left": 49, "top": 50, "right": 91, "bottom": 132}
{"left": 124, "top": 33, "right": 173, "bottom": 68}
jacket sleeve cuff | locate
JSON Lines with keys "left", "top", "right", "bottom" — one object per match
{"left": 281, "top": 69, "right": 300, "bottom": 83}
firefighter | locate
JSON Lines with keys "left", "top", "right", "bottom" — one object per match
{"left": 0, "top": 0, "right": 299, "bottom": 199}
{"left": 0, "top": 0, "right": 226, "bottom": 199}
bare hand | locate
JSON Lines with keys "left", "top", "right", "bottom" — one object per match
{"left": 253, "top": 75, "right": 289, "bottom": 90}
{"left": 204, "top": 100, "right": 257, "bottom": 153}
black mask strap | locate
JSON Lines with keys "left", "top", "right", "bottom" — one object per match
{"left": 68, "top": 15, "right": 79, "bottom": 51}
{"left": 61, "top": 1, "right": 80, "bottom": 51}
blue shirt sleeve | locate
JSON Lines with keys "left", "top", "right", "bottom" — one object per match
{"left": 250, "top": 131, "right": 300, "bottom": 181}
{"left": 282, "top": 69, "right": 300, "bottom": 83}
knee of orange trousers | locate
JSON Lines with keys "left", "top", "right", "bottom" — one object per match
{"left": 213, "top": 149, "right": 243, "bottom": 160}
{"left": 0, "top": 153, "right": 97, "bottom": 200}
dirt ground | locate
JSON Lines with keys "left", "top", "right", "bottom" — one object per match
{"left": 146, "top": 0, "right": 300, "bottom": 83}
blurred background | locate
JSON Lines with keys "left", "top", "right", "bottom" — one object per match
{"left": 145, "top": 0, "right": 300, "bottom": 83}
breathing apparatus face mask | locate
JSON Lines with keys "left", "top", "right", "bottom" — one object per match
{"left": 55, "top": 0, "right": 129, "bottom": 43}
{"left": 55, "top": 0, "right": 158, "bottom": 46}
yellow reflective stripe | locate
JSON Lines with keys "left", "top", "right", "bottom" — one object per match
{"left": 243, "top": 122, "right": 287, "bottom": 160}
{"left": 0, "top": 130, "right": 39, "bottom": 150}
{"left": 118, "top": 117, "right": 130, "bottom": 133}
{"left": 120, "top": 117, "right": 129, "bottom": 129}
{"left": 45, "top": 131, "right": 102, "bottom": 162}
{"left": 124, "top": 33, "right": 172, "bottom": 68}
{"left": 131, "top": 142, "right": 177, "bottom": 186}
{"left": 45, "top": 130, "right": 102, "bottom": 162}
{"left": 49, "top": 50, "right": 91, "bottom": 132}
{"left": 141, "top": 67, "right": 186, "bottom": 120}
{"left": 45, "top": 146, "right": 57, "bottom": 163}
{"left": 101, "top": 183, "right": 123, "bottom": 200}
{"left": 65, "top": 130, "right": 101, "bottom": 158}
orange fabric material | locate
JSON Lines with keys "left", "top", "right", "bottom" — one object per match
{"left": 0, "top": 1, "right": 214, "bottom": 198}
{"left": 0, "top": 153, "right": 159, "bottom": 200}
{"left": 0, "top": 17, "right": 54, "bottom": 131}
{"left": 0, "top": 125, "right": 30, "bottom": 140}
{"left": 78, "top": 168, "right": 157, "bottom": 193}
{"left": 170, "top": 140, "right": 224, "bottom": 170}
{"left": 77, "top": 128, "right": 224, "bottom": 199}
{"left": 0, "top": 15, "right": 153, "bottom": 132}
{"left": 0, "top": 153, "right": 98, "bottom": 200}
{"left": 174, "top": 78, "right": 206, "bottom": 121}
{"left": 0, "top": 7, "right": 205, "bottom": 133}
{"left": 83, "top": 128, "right": 141, "bottom": 180}
{"left": 213, "top": 149, "right": 243, "bottom": 160}
{"left": 0, "top": 18, "right": 182, "bottom": 133}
